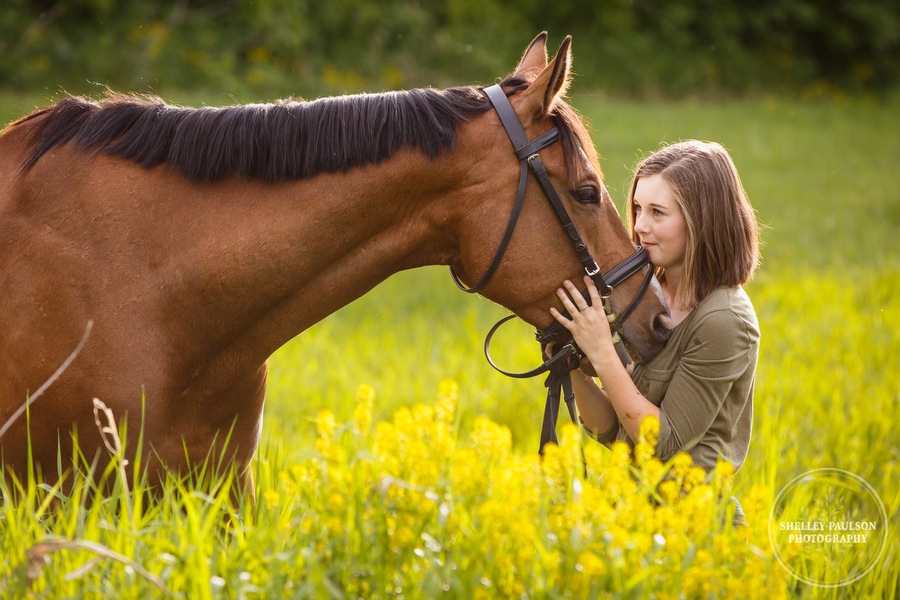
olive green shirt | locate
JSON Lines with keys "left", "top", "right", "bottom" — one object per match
{"left": 592, "top": 286, "right": 760, "bottom": 472}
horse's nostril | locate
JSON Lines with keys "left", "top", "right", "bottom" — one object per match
{"left": 654, "top": 312, "right": 673, "bottom": 341}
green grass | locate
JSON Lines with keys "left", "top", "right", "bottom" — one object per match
{"left": 1, "top": 90, "right": 899, "bottom": 597}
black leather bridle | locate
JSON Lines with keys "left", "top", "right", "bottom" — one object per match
{"left": 451, "top": 84, "right": 654, "bottom": 452}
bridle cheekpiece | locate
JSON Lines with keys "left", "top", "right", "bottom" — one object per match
{"left": 451, "top": 84, "right": 653, "bottom": 452}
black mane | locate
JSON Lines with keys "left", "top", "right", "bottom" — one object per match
{"left": 17, "top": 80, "right": 589, "bottom": 185}
{"left": 19, "top": 87, "right": 494, "bottom": 183}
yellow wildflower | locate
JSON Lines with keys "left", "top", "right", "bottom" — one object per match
{"left": 450, "top": 447, "right": 486, "bottom": 499}
{"left": 436, "top": 378, "right": 459, "bottom": 423}
{"left": 683, "top": 465, "right": 707, "bottom": 491}
{"left": 470, "top": 416, "right": 511, "bottom": 464}
{"left": 609, "top": 440, "right": 632, "bottom": 467}
{"left": 712, "top": 459, "right": 735, "bottom": 494}
{"left": 600, "top": 442, "right": 637, "bottom": 498}
{"left": 670, "top": 451, "right": 694, "bottom": 478}
{"left": 352, "top": 384, "right": 376, "bottom": 436}
{"left": 657, "top": 479, "right": 680, "bottom": 504}
{"left": 558, "top": 423, "right": 584, "bottom": 475}
{"left": 263, "top": 488, "right": 280, "bottom": 510}
{"left": 576, "top": 550, "right": 607, "bottom": 578}
{"left": 315, "top": 409, "right": 343, "bottom": 462}
{"left": 639, "top": 456, "right": 666, "bottom": 487}
{"left": 540, "top": 442, "right": 568, "bottom": 489}
{"left": 316, "top": 409, "right": 337, "bottom": 441}
{"left": 638, "top": 414, "right": 660, "bottom": 446}
{"left": 277, "top": 469, "right": 297, "bottom": 495}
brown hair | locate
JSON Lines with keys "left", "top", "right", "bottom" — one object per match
{"left": 626, "top": 140, "right": 760, "bottom": 309}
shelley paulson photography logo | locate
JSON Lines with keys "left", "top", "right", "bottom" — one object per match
{"left": 769, "top": 468, "right": 889, "bottom": 587}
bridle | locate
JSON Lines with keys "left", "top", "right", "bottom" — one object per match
{"left": 450, "top": 84, "right": 654, "bottom": 452}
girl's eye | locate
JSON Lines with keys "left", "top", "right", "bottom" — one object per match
{"left": 635, "top": 204, "right": 665, "bottom": 217}
{"left": 572, "top": 186, "right": 600, "bottom": 205}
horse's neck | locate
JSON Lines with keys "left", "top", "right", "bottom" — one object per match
{"left": 164, "top": 154, "right": 456, "bottom": 365}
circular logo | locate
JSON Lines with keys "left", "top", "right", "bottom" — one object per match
{"left": 768, "top": 468, "right": 889, "bottom": 587}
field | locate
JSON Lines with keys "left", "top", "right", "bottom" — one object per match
{"left": 1, "top": 90, "right": 898, "bottom": 598}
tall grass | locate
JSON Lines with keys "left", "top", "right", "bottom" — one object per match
{"left": 1, "top": 92, "right": 898, "bottom": 597}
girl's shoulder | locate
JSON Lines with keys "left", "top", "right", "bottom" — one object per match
{"left": 698, "top": 285, "right": 749, "bottom": 307}
{"left": 689, "top": 286, "right": 759, "bottom": 340}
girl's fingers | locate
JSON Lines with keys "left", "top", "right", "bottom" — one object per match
{"left": 557, "top": 290, "right": 583, "bottom": 316}
{"left": 584, "top": 275, "right": 603, "bottom": 304}
{"left": 549, "top": 307, "right": 574, "bottom": 330}
{"left": 560, "top": 280, "right": 589, "bottom": 313}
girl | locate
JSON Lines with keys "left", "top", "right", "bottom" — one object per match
{"left": 552, "top": 140, "right": 760, "bottom": 488}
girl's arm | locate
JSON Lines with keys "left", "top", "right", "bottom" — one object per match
{"left": 569, "top": 368, "right": 618, "bottom": 438}
{"left": 551, "top": 276, "right": 660, "bottom": 442}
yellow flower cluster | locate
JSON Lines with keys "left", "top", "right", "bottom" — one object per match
{"left": 268, "top": 381, "right": 789, "bottom": 598}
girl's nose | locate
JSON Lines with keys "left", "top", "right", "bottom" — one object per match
{"left": 634, "top": 211, "right": 650, "bottom": 235}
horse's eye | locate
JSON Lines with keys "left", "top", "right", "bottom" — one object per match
{"left": 572, "top": 186, "right": 599, "bottom": 205}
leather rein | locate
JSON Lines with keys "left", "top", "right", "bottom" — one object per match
{"left": 451, "top": 84, "right": 653, "bottom": 452}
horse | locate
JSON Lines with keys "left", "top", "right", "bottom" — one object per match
{"left": 0, "top": 33, "right": 670, "bottom": 496}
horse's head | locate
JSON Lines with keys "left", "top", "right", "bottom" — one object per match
{"left": 450, "top": 33, "right": 671, "bottom": 363}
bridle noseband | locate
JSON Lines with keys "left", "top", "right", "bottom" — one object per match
{"left": 450, "top": 84, "right": 654, "bottom": 452}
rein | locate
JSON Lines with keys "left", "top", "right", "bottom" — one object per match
{"left": 451, "top": 84, "right": 653, "bottom": 453}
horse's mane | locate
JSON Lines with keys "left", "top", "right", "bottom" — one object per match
{"left": 15, "top": 79, "right": 593, "bottom": 184}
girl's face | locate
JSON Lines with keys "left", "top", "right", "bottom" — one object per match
{"left": 632, "top": 174, "right": 688, "bottom": 271}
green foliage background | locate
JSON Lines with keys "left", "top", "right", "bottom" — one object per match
{"left": 3, "top": 0, "right": 898, "bottom": 98}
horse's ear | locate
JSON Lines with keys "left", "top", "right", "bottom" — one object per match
{"left": 516, "top": 35, "right": 572, "bottom": 122}
{"left": 511, "top": 32, "right": 549, "bottom": 80}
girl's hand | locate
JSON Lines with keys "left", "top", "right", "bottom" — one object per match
{"left": 549, "top": 276, "right": 619, "bottom": 374}
{"left": 544, "top": 338, "right": 599, "bottom": 377}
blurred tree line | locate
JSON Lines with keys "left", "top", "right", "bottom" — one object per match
{"left": 2, "top": 0, "right": 897, "bottom": 99}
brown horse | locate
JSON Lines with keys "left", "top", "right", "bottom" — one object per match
{"left": 0, "top": 34, "right": 669, "bottom": 494}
